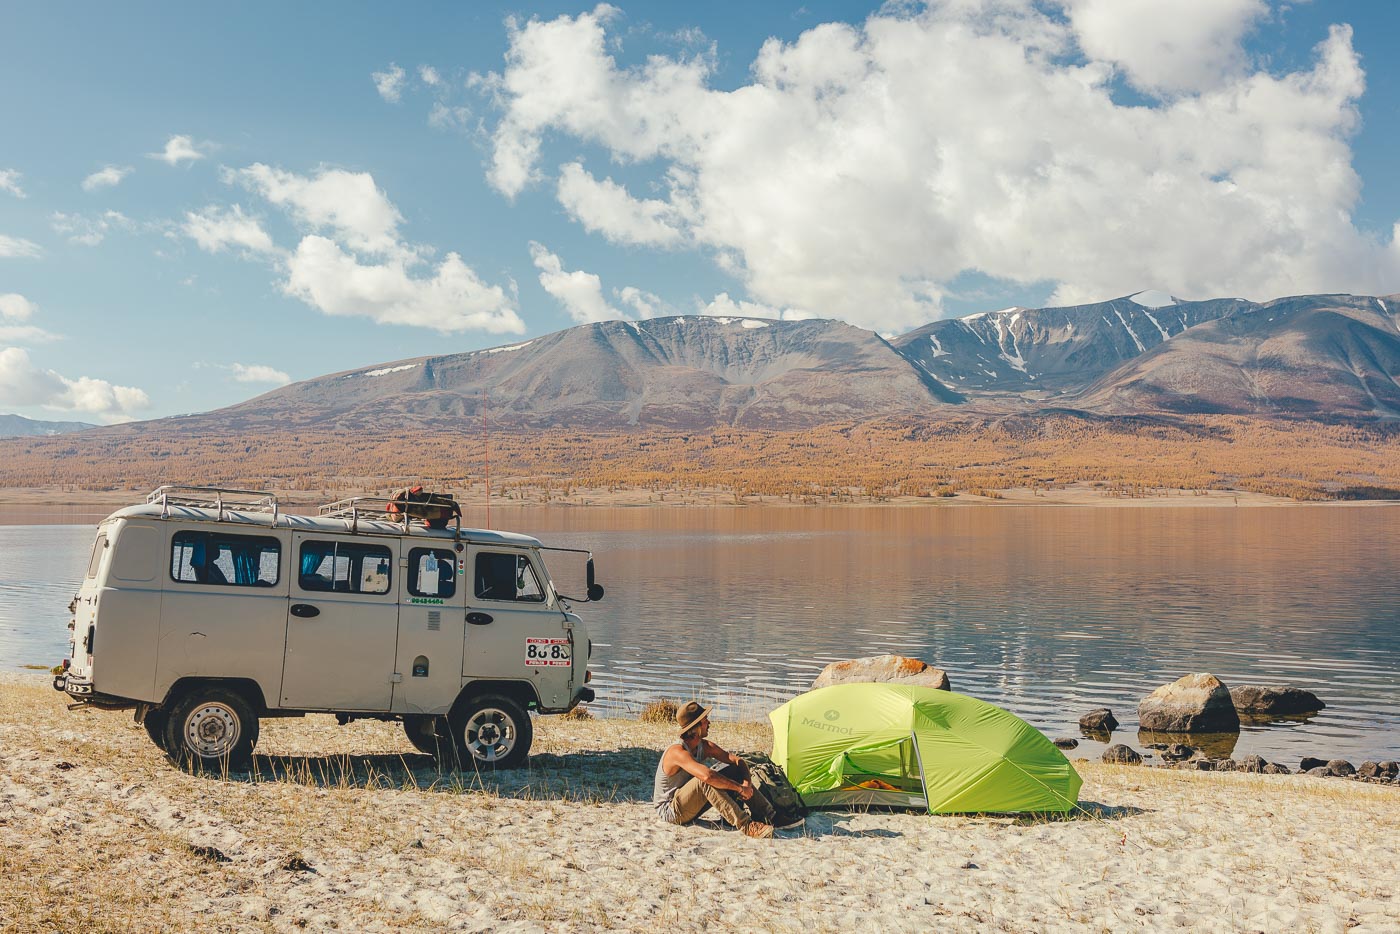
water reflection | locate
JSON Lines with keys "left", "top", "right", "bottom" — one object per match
{"left": 2, "top": 505, "right": 1397, "bottom": 764}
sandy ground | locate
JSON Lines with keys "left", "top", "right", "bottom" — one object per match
{"left": 2, "top": 673, "right": 1397, "bottom": 933}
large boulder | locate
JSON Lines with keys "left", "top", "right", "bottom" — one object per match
{"left": 1138, "top": 674, "right": 1240, "bottom": 733}
{"left": 1229, "top": 686, "right": 1325, "bottom": 717}
{"left": 810, "top": 654, "right": 951, "bottom": 691}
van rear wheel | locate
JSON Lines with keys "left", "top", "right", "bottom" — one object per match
{"left": 142, "top": 708, "right": 169, "bottom": 752}
{"left": 403, "top": 715, "right": 451, "bottom": 758}
{"left": 448, "top": 695, "right": 532, "bottom": 771}
{"left": 163, "top": 688, "right": 259, "bottom": 773}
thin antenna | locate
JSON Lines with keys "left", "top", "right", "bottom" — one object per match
{"left": 482, "top": 391, "right": 491, "bottom": 530}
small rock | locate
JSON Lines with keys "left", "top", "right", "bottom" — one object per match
{"left": 960, "top": 862, "right": 978, "bottom": 870}
{"left": 1194, "top": 759, "right": 1217, "bottom": 772}
{"left": 1052, "top": 737, "right": 1079, "bottom": 749}
{"left": 1262, "top": 763, "right": 1290, "bottom": 775}
{"left": 1102, "top": 744, "right": 1142, "bottom": 765}
{"left": 1160, "top": 743, "right": 1195, "bottom": 762}
{"left": 54, "top": 761, "right": 75, "bottom": 771}
{"left": 1238, "top": 755, "right": 1267, "bottom": 773}
{"left": 1138, "top": 673, "right": 1241, "bottom": 733}
{"left": 1305, "top": 766, "right": 1332, "bottom": 777}
{"left": 1299, "top": 756, "right": 1327, "bottom": 772}
{"left": 1229, "top": 685, "right": 1325, "bottom": 716}
{"left": 1378, "top": 761, "right": 1399, "bottom": 780}
{"left": 189, "top": 845, "right": 231, "bottom": 863}
{"left": 1357, "top": 761, "right": 1380, "bottom": 779}
{"left": 1079, "top": 708, "right": 1119, "bottom": 732}
{"left": 1216, "top": 758, "right": 1238, "bottom": 772}
{"left": 811, "top": 654, "right": 951, "bottom": 691}
{"left": 1326, "top": 759, "right": 1356, "bottom": 777}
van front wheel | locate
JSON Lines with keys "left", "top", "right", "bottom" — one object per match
{"left": 163, "top": 688, "right": 259, "bottom": 773}
{"left": 449, "top": 695, "right": 532, "bottom": 770}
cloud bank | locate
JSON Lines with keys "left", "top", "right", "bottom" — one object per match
{"left": 0, "top": 347, "right": 149, "bottom": 420}
{"left": 186, "top": 164, "right": 525, "bottom": 334}
{"left": 481, "top": 2, "right": 1399, "bottom": 332}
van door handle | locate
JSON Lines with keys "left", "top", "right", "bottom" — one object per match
{"left": 290, "top": 604, "right": 321, "bottom": 618}
{"left": 466, "top": 612, "right": 494, "bottom": 626}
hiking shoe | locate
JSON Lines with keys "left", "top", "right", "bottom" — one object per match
{"left": 774, "top": 816, "right": 805, "bottom": 831}
{"left": 742, "top": 821, "right": 774, "bottom": 839}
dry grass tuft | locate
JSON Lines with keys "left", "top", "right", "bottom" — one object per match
{"left": 639, "top": 697, "right": 679, "bottom": 724}
{"left": 559, "top": 705, "right": 593, "bottom": 721}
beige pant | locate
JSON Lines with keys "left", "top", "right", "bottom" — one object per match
{"left": 670, "top": 764, "right": 776, "bottom": 828}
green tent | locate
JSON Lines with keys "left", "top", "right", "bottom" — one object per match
{"left": 770, "top": 683, "right": 1082, "bottom": 814}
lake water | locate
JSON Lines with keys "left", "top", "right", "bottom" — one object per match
{"left": 3, "top": 506, "right": 1397, "bottom": 766}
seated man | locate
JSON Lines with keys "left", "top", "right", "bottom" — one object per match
{"left": 653, "top": 701, "right": 776, "bottom": 839}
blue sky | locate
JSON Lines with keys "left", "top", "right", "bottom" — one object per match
{"left": 2, "top": 1, "right": 1398, "bottom": 423}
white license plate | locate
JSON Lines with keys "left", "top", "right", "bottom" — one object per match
{"left": 525, "top": 637, "right": 571, "bottom": 667}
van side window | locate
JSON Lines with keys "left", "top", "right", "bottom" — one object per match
{"left": 474, "top": 552, "right": 545, "bottom": 602}
{"left": 86, "top": 533, "right": 108, "bottom": 578}
{"left": 299, "top": 541, "right": 392, "bottom": 595}
{"left": 408, "top": 548, "right": 456, "bottom": 598}
{"left": 171, "top": 531, "right": 280, "bottom": 586}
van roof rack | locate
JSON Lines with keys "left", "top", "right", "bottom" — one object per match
{"left": 148, "top": 485, "right": 280, "bottom": 521}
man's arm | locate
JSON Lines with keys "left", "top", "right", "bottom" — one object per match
{"left": 665, "top": 745, "right": 753, "bottom": 798}
{"left": 702, "top": 740, "right": 751, "bottom": 778}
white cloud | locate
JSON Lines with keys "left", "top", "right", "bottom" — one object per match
{"left": 229, "top": 363, "right": 291, "bottom": 385}
{"left": 0, "top": 347, "right": 149, "bottom": 420}
{"left": 51, "top": 210, "right": 133, "bottom": 246}
{"left": 556, "top": 162, "right": 685, "bottom": 247}
{"left": 183, "top": 204, "right": 278, "bottom": 255}
{"left": 0, "top": 293, "right": 59, "bottom": 343}
{"left": 698, "top": 292, "right": 811, "bottom": 321}
{"left": 1062, "top": 0, "right": 1268, "bottom": 97}
{"left": 616, "top": 285, "right": 673, "bottom": 318}
{"left": 206, "top": 164, "right": 524, "bottom": 334}
{"left": 150, "top": 134, "right": 209, "bottom": 166}
{"left": 529, "top": 242, "right": 625, "bottom": 323}
{"left": 285, "top": 235, "right": 524, "bottom": 334}
{"left": 0, "top": 170, "right": 24, "bottom": 198}
{"left": 373, "top": 64, "right": 406, "bottom": 102}
{"left": 0, "top": 293, "right": 36, "bottom": 321}
{"left": 428, "top": 102, "right": 472, "bottom": 132}
{"left": 231, "top": 163, "right": 403, "bottom": 255}
{"left": 82, "top": 165, "right": 133, "bottom": 192}
{"left": 419, "top": 64, "right": 442, "bottom": 86}
{"left": 483, "top": 5, "right": 1396, "bottom": 332}
{"left": 0, "top": 234, "right": 42, "bottom": 259}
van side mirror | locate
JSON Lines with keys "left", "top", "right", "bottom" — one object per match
{"left": 586, "top": 559, "right": 604, "bottom": 602}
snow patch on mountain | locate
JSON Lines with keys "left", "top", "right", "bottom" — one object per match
{"left": 1129, "top": 289, "right": 1175, "bottom": 308}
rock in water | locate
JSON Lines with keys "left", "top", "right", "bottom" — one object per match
{"left": 1299, "top": 756, "right": 1327, "bottom": 772}
{"left": 1262, "top": 763, "right": 1291, "bottom": 775}
{"left": 1357, "top": 761, "right": 1380, "bottom": 779}
{"left": 1238, "top": 754, "right": 1267, "bottom": 773}
{"left": 1078, "top": 708, "right": 1119, "bottom": 732}
{"left": 1052, "top": 737, "right": 1079, "bottom": 749}
{"left": 1138, "top": 674, "right": 1240, "bottom": 733}
{"left": 1102, "top": 744, "right": 1142, "bottom": 765}
{"left": 810, "top": 654, "right": 951, "bottom": 691}
{"left": 1378, "top": 761, "right": 1399, "bottom": 780}
{"left": 1326, "top": 759, "right": 1356, "bottom": 777}
{"left": 1229, "top": 685, "right": 1325, "bottom": 716}
{"left": 1161, "top": 743, "right": 1196, "bottom": 762}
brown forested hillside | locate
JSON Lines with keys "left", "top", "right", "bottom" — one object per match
{"left": 2, "top": 414, "right": 1399, "bottom": 503}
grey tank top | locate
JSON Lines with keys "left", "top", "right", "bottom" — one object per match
{"left": 653, "top": 742, "right": 709, "bottom": 821}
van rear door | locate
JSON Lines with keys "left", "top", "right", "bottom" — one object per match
{"left": 281, "top": 533, "right": 400, "bottom": 711}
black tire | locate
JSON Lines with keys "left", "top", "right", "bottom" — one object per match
{"left": 142, "top": 708, "right": 169, "bottom": 752}
{"left": 447, "top": 694, "right": 532, "bottom": 771}
{"left": 162, "top": 687, "right": 259, "bottom": 773}
{"left": 403, "top": 715, "right": 452, "bottom": 758}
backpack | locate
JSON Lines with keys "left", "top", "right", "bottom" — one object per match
{"left": 742, "top": 752, "right": 807, "bottom": 827}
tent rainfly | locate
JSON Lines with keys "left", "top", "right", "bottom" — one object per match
{"left": 770, "top": 683, "right": 1082, "bottom": 813}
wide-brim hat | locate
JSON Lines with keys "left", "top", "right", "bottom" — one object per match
{"left": 676, "top": 700, "right": 711, "bottom": 736}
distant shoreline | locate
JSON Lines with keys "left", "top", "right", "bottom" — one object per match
{"left": 3, "top": 482, "right": 1398, "bottom": 525}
